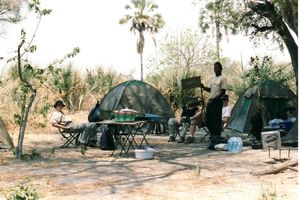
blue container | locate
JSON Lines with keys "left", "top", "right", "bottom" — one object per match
{"left": 227, "top": 137, "right": 243, "bottom": 153}
{"left": 279, "top": 121, "right": 294, "bottom": 132}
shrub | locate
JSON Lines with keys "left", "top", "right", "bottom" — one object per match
{"left": 5, "top": 180, "right": 39, "bottom": 200}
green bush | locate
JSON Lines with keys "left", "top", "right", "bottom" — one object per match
{"left": 5, "top": 182, "right": 39, "bottom": 200}
{"left": 229, "top": 56, "right": 295, "bottom": 97}
{"left": 20, "top": 149, "right": 41, "bottom": 160}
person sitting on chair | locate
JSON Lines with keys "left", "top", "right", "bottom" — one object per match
{"left": 168, "top": 106, "right": 198, "bottom": 143}
{"left": 50, "top": 100, "right": 98, "bottom": 148}
{"left": 184, "top": 96, "right": 230, "bottom": 144}
{"left": 200, "top": 62, "right": 227, "bottom": 150}
{"left": 183, "top": 107, "right": 206, "bottom": 143}
{"left": 221, "top": 94, "right": 232, "bottom": 129}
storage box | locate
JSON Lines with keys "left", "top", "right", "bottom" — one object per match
{"left": 261, "top": 131, "right": 281, "bottom": 150}
{"left": 113, "top": 112, "right": 136, "bottom": 122}
{"left": 112, "top": 109, "right": 137, "bottom": 122}
{"left": 135, "top": 149, "right": 153, "bottom": 159}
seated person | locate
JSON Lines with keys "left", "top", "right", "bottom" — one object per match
{"left": 50, "top": 100, "right": 98, "bottom": 148}
{"left": 221, "top": 95, "right": 232, "bottom": 129}
{"left": 168, "top": 106, "right": 198, "bottom": 143}
{"left": 167, "top": 117, "right": 189, "bottom": 142}
{"left": 181, "top": 95, "right": 230, "bottom": 144}
{"left": 185, "top": 107, "right": 205, "bottom": 143}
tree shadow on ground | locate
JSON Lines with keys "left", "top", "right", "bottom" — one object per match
{"left": 0, "top": 133, "right": 265, "bottom": 197}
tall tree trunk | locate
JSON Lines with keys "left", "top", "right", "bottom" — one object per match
{"left": 248, "top": 0, "right": 298, "bottom": 140}
{"left": 16, "top": 92, "right": 36, "bottom": 159}
{"left": 249, "top": 0, "right": 298, "bottom": 90}
{"left": 216, "top": 22, "right": 221, "bottom": 60}
{"left": 277, "top": 21, "right": 298, "bottom": 89}
{"left": 140, "top": 53, "right": 143, "bottom": 81}
{"left": 137, "top": 32, "right": 145, "bottom": 81}
{"left": 16, "top": 40, "right": 37, "bottom": 159}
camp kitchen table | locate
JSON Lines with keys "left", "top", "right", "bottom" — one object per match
{"left": 97, "top": 120, "right": 150, "bottom": 156}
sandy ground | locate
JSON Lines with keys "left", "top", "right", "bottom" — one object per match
{"left": 0, "top": 129, "right": 298, "bottom": 200}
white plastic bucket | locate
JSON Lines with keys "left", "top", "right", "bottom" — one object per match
{"left": 135, "top": 148, "right": 153, "bottom": 159}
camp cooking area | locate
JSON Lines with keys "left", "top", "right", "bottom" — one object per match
{"left": 0, "top": 80, "right": 298, "bottom": 199}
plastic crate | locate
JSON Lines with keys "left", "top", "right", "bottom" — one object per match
{"left": 112, "top": 112, "right": 136, "bottom": 122}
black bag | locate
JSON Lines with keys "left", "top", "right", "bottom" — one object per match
{"left": 88, "top": 101, "right": 101, "bottom": 122}
{"left": 99, "top": 126, "right": 116, "bottom": 150}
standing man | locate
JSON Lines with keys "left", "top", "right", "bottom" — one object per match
{"left": 200, "top": 62, "right": 227, "bottom": 150}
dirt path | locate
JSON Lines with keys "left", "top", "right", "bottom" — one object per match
{"left": 0, "top": 132, "right": 298, "bottom": 200}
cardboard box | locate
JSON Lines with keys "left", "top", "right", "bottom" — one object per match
{"left": 261, "top": 131, "right": 281, "bottom": 150}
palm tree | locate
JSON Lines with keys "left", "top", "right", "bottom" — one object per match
{"left": 119, "top": 0, "right": 165, "bottom": 81}
{"left": 198, "top": 0, "right": 240, "bottom": 60}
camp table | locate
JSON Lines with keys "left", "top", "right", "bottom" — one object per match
{"left": 97, "top": 120, "right": 149, "bottom": 156}
{"left": 135, "top": 113, "right": 163, "bottom": 134}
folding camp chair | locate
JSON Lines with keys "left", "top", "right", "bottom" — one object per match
{"left": 58, "top": 128, "right": 81, "bottom": 148}
{"left": 181, "top": 76, "right": 210, "bottom": 142}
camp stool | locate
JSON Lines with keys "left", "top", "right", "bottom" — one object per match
{"left": 58, "top": 128, "right": 81, "bottom": 148}
{"left": 197, "top": 123, "right": 210, "bottom": 143}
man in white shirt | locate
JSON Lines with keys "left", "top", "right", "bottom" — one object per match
{"left": 200, "top": 62, "right": 227, "bottom": 149}
{"left": 50, "top": 100, "right": 98, "bottom": 148}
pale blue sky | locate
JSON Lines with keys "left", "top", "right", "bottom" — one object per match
{"left": 0, "top": 0, "right": 290, "bottom": 78}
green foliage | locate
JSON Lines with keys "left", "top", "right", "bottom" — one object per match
{"left": 9, "top": 63, "right": 48, "bottom": 125}
{"left": 146, "top": 28, "right": 219, "bottom": 110}
{"left": 36, "top": 102, "right": 52, "bottom": 127}
{"left": 85, "top": 67, "right": 131, "bottom": 99}
{"left": 13, "top": 114, "right": 22, "bottom": 126}
{"left": 198, "top": 0, "right": 242, "bottom": 58}
{"left": 49, "top": 47, "right": 80, "bottom": 65}
{"left": 147, "top": 68, "right": 199, "bottom": 110}
{"left": 5, "top": 0, "right": 77, "bottom": 159}
{"left": 21, "top": 148, "right": 41, "bottom": 160}
{"left": 51, "top": 65, "right": 73, "bottom": 94}
{"left": 147, "top": 29, "right": 217, "bottom": 73}
{"left": 8, "top": 64, "right": 45, "bottom": 83}
{"left": 38, "top": 103, "right": 52, "bottom": 118}
{"left": 47, "top": 64, "right": 86, "bottom": 112}
{"left": 5, "top": 179, "right": 39, "bottom": 200}
{"left": 50, "top": 147, "right": 55, "bottom": 155}
{"left": 37, "top": 122, "right": 46, "bottom": 128}
{"left": 119, "top": 0, "right": 165, "bottom": 34}
{"left": 28, "top": 0, "right": 52, "bottom": 16}
{"left": 0, "top": 0, "right": 23, "bottom": 25}
{"left": 120, "top": 0, "right": 165, "bottom": 80}
{"left": 259, "top": 182, "right": 278, "bottom": 200}
{"left": 80, "top": 146, "right": 86, "bottom": 155}
{"left": 229, "top": 56, "right": 295, "bottom": 97}
{"left": 246, "top": 56, "right": 294, "bottom": 87}
{"left": 239, "top": 0, "right": 299, "bottom": 90}
{"left": 199, "top": 0, "right": 240, "bottom": 35}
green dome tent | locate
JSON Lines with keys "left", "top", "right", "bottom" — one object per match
{"left": 227, "top": 80, "right": 297, "bottom": 134}
{"left": 99, "top": 80, "right": 175, "bottom": 125}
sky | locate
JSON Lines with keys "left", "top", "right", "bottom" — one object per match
{"left": 0, "top": 0, "right": 291, "bottom": 78}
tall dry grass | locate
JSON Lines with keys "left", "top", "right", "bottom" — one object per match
{"left": 0, "top": 65, "right": 131, "bottom": 132}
